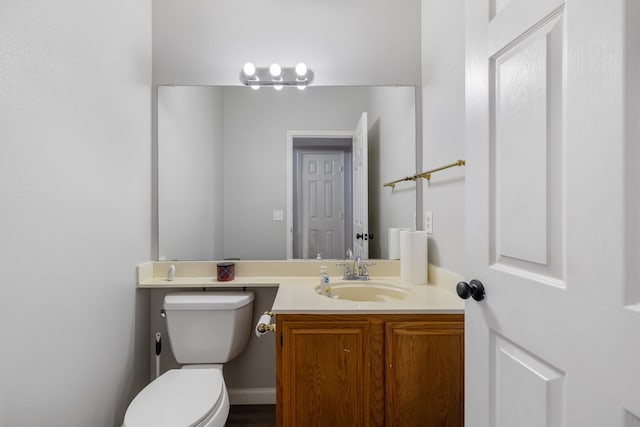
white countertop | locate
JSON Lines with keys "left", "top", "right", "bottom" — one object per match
{"left": 136, "top": 261, "right": 464, "bottom": 314}
{"left": 271, "top": 276, "right": 464, "bottom": 314}
{"left": 137, "top": 275, "right": 286, "bottom": 288}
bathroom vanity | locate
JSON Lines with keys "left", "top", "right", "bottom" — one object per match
{"left": 137, "top": 260, "right": 464, "bottom": 427}
{"left": 271, "top": 273, "right": 464, "bottom": 427}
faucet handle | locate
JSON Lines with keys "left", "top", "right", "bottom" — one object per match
{"left": 360, "top": 261, "right": 376, "bottom": 278}
{"left": 346, "top": 248, "right": 354, "bottom": 260}
{"left": 336, "top": 261, "right": 352, "bottom": 277}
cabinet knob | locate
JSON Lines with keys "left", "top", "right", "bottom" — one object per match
{"left": 456, "top": 279, "right": 485, "bottom": 301}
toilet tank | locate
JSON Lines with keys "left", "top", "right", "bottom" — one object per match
{"left": 163, "top": 291, "right": 255, "bottom": 364}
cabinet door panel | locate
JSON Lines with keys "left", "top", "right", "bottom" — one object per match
{"left": 385, "top": 321, "right": 464, "bottom": 427}
{"left": 280, "top": 320, "right": 369, "bottom": 427}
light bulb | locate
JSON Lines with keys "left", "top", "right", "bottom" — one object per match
{"left": 243, "top": 62, "right": 256, "bottom": 76}
{"left": 297, "top": 84, "right": 306, "bottom": 91}
{"left": 295, "top": 62, "right": 308, "bottom": 77}
{"left": 269, "top": 63, "right": 282, "bottom": 77}
{"left": 251, "top": 84, "right": 260, "bottom": 90}
{"left": 274, "top": 84, "right": 283, "bottom": 91}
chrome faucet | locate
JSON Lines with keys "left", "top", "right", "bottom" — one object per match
{"left": 337, "top": 249, "right": 375, "bottom": 280}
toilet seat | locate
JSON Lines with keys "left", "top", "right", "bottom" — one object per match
{"left": 123, "top": 368, "right": 225, "bottom": 427}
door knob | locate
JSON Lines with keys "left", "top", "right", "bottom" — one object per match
{"left": 456, "top": 279, "right": 485, "bottom": 301}
{"left": 356, "top": 233, "right": 374, "bottom": 241}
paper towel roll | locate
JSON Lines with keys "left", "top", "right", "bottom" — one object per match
{"left": 389, "top": 228, "right": 412, "bottom": 259}
{"left": 388, "top": 228, "right": 401, "bottom": 259}
{"left": 255, "top": 313, "right": 272, "bottom": 337}
{"left": 400, "top": 230, "right": 429, "bottom": 285}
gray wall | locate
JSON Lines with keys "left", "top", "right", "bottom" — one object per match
{"left": 0, "top": 0, "right": 151, "bottom": 425}
{"left": 158, "top": 86, "right": 225, "bottom": 261}
{"left": 421, "top": 0, "right": 467, "bottom": 273}
{"left": 367, "top": 87, "right": 418, "bottom": 258}
{"left": 152, "top": 0, "right": 422, "bottom": 86}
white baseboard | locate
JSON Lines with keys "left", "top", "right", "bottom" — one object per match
{"left": 228, "top": 387, "right": 276, "bottom": 405}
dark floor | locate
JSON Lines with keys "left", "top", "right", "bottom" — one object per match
{"left": 226, "top": 405, "right": 276, "bottom": 427}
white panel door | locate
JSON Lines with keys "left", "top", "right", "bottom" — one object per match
{"left": 352, "top": 112, "right": 369, "bottom": 259}
{"left": 300, "top": 151, "right": 345, "bottom": 260}
{"left": 465, "top": 1, "right": 640, "bottom": 426}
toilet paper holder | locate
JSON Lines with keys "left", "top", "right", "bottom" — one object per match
{"left": 256, "top": 311, "right": 276, "bottom": 334}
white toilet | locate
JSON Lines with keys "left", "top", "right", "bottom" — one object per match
{"left": 123, "top": 291, "right": 255, "bottom": 427}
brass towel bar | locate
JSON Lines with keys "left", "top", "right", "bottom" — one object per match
{"left": 383, "top": 159, "right": 466, "bottom": 189}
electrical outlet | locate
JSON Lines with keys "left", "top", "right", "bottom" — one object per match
{"left": 272, "top": 210, "right": 284, "bottom": 221}
{"left": 424, "top": 211, "right": 433, "bottom": 234}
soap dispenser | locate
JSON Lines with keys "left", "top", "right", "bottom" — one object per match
{"left": 319, "top": 266, "right": 331, "bottom": 297}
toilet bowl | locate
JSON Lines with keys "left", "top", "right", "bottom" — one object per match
{"left": 123, "top": 291, "right": 254, "bottom": 427}
{"left": 123, "top": 366, "right": 229, "bottom": 427}
{"left": 123, "top": 367, "right": 229, "bottom": 427}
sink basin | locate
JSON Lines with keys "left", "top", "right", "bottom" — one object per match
{"left": 317, "top": 281, "right": 412, "bottom": 302}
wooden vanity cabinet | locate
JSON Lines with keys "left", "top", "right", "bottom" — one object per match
{"left": 276, "top": 313, "right": 464, "bottom": 427}
{"left": 385, "top": 319, "right": 464, "bottom": 427}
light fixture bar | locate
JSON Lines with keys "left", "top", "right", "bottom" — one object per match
{"left": 239, "top": 64, "right": 315, "bottom": 88}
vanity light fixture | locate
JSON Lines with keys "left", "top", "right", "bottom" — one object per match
{"left": 269, "top": 63, "right": 282, "bottom": 77}
{"left": 239, "top": 62, "right": 314, "bottom": 89}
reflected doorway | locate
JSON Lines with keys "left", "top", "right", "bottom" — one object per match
{"left": 293, "top": 143, "right": 352, "bottom": 259}
{"left": 287, "top": 133, "right": 353, "bottom": 259}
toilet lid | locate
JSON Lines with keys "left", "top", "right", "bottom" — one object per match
{"left": 124, "top": 368, "right": 224, "bottom": 427}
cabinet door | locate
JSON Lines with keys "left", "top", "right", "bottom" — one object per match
{"left": 278, "top": 317, "right": 370, "bottom": 427}
{"left": 385, "top": 319, "right": 464, "bottom": 427}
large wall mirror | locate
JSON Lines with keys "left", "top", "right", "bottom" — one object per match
{"left": 157, "top": 85, "right": 417, "bottom": 261}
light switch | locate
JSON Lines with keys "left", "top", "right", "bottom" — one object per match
{"left": 273, "top": 210, "right": 284, "bottom": 221}
{"left": 424, "top": 211, "right": 433, "bottom": 234}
